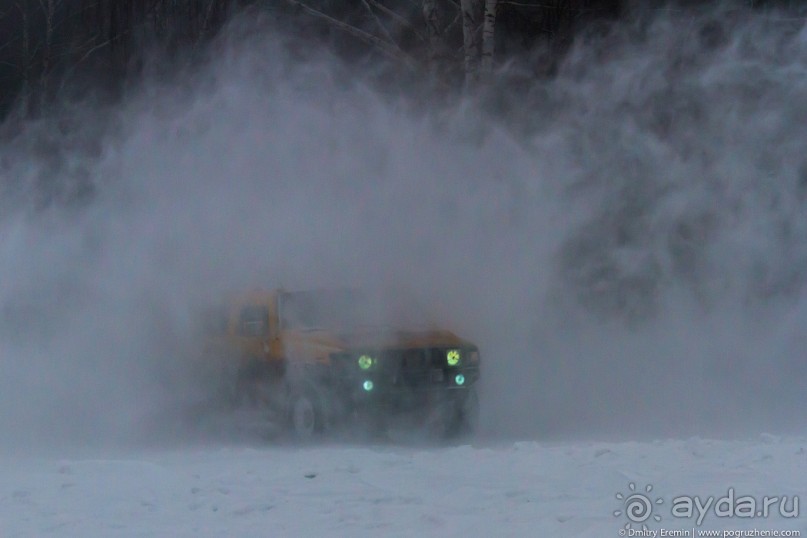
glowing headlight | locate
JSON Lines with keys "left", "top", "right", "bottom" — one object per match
{"left": 454, "top": 374, "right": 466, "bottom": 386}
{"left": 446, "top": 349, "right": 461, "bottom": 366}
{"left": 363, "top": 380, "right": 374, "bottom": 391}
{"left": 358, "top": 355, "right": 374, "bottom": 370}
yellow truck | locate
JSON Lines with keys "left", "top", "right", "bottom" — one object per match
{"left": 201, "top": 288, "right": 480, "bottom": 440}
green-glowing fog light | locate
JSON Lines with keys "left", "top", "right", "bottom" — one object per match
{"left": 363, "top": 380, "right": 374, "bottom": 391}
{"left": 447, "top": 349, "right": 461, "bottom": 366}
{"left": 454, "top": 374, "right": 465, "bottom": 386}
{"left": 358, "top": 355, "right": 374, "bottom": 370}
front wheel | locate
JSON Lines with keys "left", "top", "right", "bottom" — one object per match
{"left": 288, "top": 392, "right": 323, "bottom": 441}
{"left": 446, "top": 388, "right": 479, "bottom": 439}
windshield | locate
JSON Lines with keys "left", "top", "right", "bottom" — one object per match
{"left": 280, "top": 289, "right": 377, "bottom": 330}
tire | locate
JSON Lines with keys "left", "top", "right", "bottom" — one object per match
{"left": 288, "top": 391, "right": 324, "bottom": 441}
{"left": 445, "top": 387, "right": 479, "bottom": 439}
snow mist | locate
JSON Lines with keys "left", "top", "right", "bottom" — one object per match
{"left": 1, "top": 5, "right": 807, "bottom": 451}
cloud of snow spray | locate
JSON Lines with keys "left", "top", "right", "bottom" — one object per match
{"left": 1, "top": 5, "right": 807, "bottom": 451}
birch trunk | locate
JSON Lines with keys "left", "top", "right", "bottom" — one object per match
{"left": 480, "top": 0, "right": 497, "bottom": 77}
{"left": 17, "top": 1, "right": 31, "bottom": 115}
{"left": 460, "top": 0, "right": 484, "bottom": 87}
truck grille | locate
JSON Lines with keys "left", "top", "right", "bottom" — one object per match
{"left": 332, "top": 348, "right": 479, "bottom": 390}
{"left": 391, "top": 349, "right": 442, "bottom": 386}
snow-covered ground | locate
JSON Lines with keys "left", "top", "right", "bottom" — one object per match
{"left": 1, "top": 436, "right": 804, "bottom": 537}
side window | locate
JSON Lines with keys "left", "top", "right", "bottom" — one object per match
{"left": 239, "top": 305, "right": 269, "bottom": 337}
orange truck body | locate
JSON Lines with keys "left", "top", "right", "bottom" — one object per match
{"left": 203, "top": 288, "right": 480, "bottom": 437}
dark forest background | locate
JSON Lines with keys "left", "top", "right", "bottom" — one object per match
{"left": 0, "top": 0, "right": 804, "bottom": 121}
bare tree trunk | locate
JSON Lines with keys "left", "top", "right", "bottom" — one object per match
{"left": 480, "top": 0, "right": 497, "bottom": 77}
{"left": 422, "top": 0, "right": 440, "bottom": 71}
{"left": 17, "top": 1, "right": 31, "bottom": 115}
{"left": 460, "top": 0, "right": 483, "bottom": 87}
{"left": 39, "top": 0, "right": 57, "bottom": 111}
